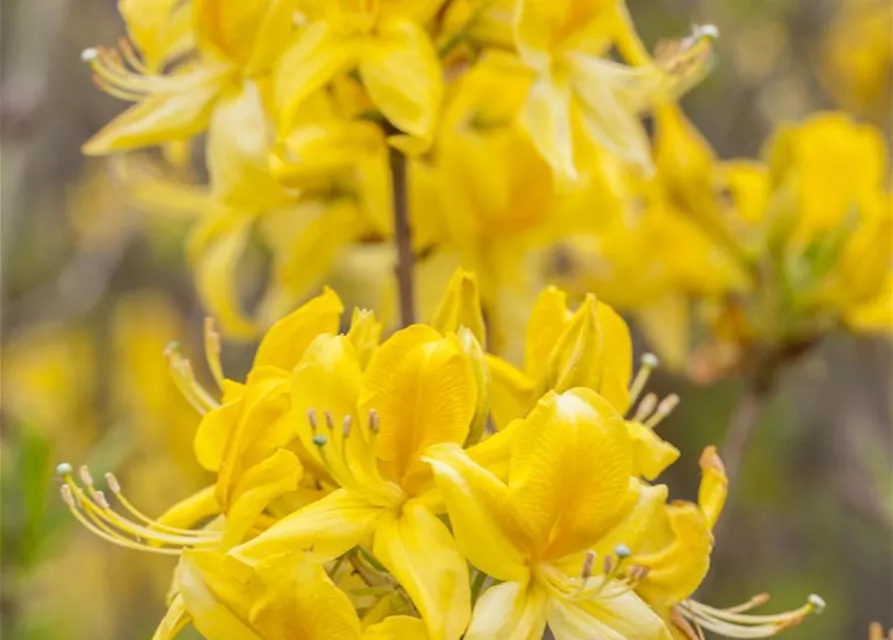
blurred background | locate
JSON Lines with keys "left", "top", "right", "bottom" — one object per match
{"left": 1, "top": 0, "right": 890, "bottom": 638}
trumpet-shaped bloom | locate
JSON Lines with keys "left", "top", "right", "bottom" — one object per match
{"left": 601, "top": 447, "right": 826, "bottom": 639}
{"left": 274, "top": 0, "right": 444, "bottom": 146}
{"left": 513, "top": 2, "right": 717, "bottom": 179}
{"left": 231, "top": 322, "right": 477, "bottom": 640}
{"left": 487, "top": 287, "right": 680, "bottom": 480}
{"left": 424, "top": 388, "right": 672, "bottom": 640}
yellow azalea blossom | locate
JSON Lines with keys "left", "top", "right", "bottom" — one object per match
{"left": 170, "top": 549, "right": 429, "bottom": 640}
{"left": 274, "top": 0, "right": 445, "bottom": 147}
{"left": 487, "top": 286, "right": 680, "bottom": 480}
{"left": 82, "top": 0, "right": 297, "bottom": 154}
{"left": 230, "top": 322, "right": 478, "bottom": 640}
{"left": 424, "top": 387, "right": 673, "bottom": 640}
{"left": 513, "top": 1, "right": 718, "bottom": 179}
{"left": 601, "top": 447, "right": 825, "bottom": 638}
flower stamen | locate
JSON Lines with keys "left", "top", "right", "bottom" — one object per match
{"left": 675, "top": 593, "right": 825, "bottom": 638}
{"left": 57, "top": 463, "right": 219, "bottom": 555}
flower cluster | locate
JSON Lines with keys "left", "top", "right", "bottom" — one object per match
{"left": 80, "top": 0, "right": 719, "bottom": 347}
{"left": 58, "top": 271, "right": 824, "bottom": 640}
{"left": 550, "top": 107, "right": 892, "bottom": 377}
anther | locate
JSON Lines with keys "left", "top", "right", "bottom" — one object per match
{"left": 581, "top": 550, "right": 596, "bottom": 579}
{"left": 632, "top": 393, "right": 658, "bottom": 423}
{"left": 104, "top": 472, "right": 121, "bottom": 494}
{"left": 60, "top": 484, "right": 75, "bottom": 507}
{"left": 603, "top": 555, "right": 614, "bottom": 575}
{"left": 79, "top": 465, "right": 95, "bottom": 487}
{"left": 342, "top": 415, "right": 352, "bottom": 438}
{"left": 307, "top": 409, "right": 319, "bottom": 432}
{"left": 56, "top": 462, "right": 73, "bottom": 477}
{"left": 368, "top": 409, "right": 380, "bottom": 434}
{"left": 313, "top": 434, "right": 328, "bottom": 447}
{"left": 94, "top": 490, "right": 110, "bottom": 509}
{"left": 646, "top": 394, "right": 680, "bottom": 428}
{"left": 324, "top": 410, "right": 335, "bottom": 431}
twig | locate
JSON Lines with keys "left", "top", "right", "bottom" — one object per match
{"left": 720, "top": 376, "right": 773, "bottom": 484}
{"left": 385, "top": 126, "right": 415, "bottom": 327}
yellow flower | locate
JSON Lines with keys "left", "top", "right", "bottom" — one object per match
{"left": 424, "top": 388, "right": 673, "bottom": 640}
{"left": 169, "top": 549, "right": 429, "bottom": 640}
{"left": 487, "top": 286, "right": 680, "bottom": 480}
{"left": 274, "top": 0, "right": 445, "bottom": 147}
{"left": 230, "top": 322, "right": 477, "bottom": 640}
{"left": 604, "top": 447, "right": 826, "bottom": 638}
{"left": 82, "top": 0, "right": 295, "bottom": 154}
{"left": 513, "top": 1, "right": 717, "bottom": 179}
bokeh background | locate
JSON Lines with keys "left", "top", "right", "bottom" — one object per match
{"left": 1, "top": 0, "right": 890, "bottom": 638}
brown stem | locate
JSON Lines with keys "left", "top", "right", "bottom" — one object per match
{"left": 387, "top": 135, "right": 415, "bottom": 327}
{"left": 720, "top": 375, "right": 773, "bottom": 485}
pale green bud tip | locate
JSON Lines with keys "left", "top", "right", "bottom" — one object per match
{"left": 641, "top": 353, "right": 659, "bottom": 368}
{"left": 808, "top": 594, "right": 826, "bottom": 612}
{"left": 56, "top": 462, "right": 73, "bottom": 476}
{"left": 312, "top": 434, "right": 328, "bottom": 447}
{"left": 80, "top": 48, "right": 98, "bottom": 62}
{"left": 614, "top": 544, "right": 631, "bottom": 559}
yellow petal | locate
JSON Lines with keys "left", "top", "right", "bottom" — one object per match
{"left": 363, "top": 616, "right": 429, "bottom": 640}
{"left": 568, "top": 55, "right": 654, "bottom": 172}
{"left": 546, "top": 590, "right": 672, "bottom": 640}
{"left": 260, "top": 202, "right": 370, "bottom": 326}
{"left": 192, "top": 213, "right": 259, "bottom": 339}
{"left": 424, "top": 443, "right": 531, "bottom": 582}
{"left": 253, "top": 286, "right": 343, "bottom": 369}
{"left": 290, "top": 334, "right": 369, "bottom": 482}
{"left": 486, "top": 355, "right": 535, "bottom": 430}
{"left": 456, "top": 327, "right": 491, "bottom": 446}
{"left": 152, "top": 593, "right": 191, "bottom": 640}
{"left": 464, "top": 581, "right": 547, "bottom": 640}
{"left": 82, "top": 80, "right": 226, "bottom": 154}
{"left": 274, "top": 22, "right": 355, "bottom": 132}
{"left": 634, "top": 295, "right": 690, "bottom": 371}
{"left": 360, "top": 326, "right": 475, "bottom": 494}
{"left": 594, "top": 300, "right": 633, "bottom": 412}
{"left": 231, "top": 488, "right": 383, "bottom": 563}
{"left": 179, "top": 551, "right": 260, "bottom": 640}
{"left": 508, "top": 389, "right": 632, "bottom": 559}
{"left": 697, "top": 446, "right": 727, "bottom": 530}
{"left": 372, "top": 503, "right": 470, "bottom": 640}
{"left": 207, "top": 82, "right": 287, "bottom": 208}
{"left": 215, "top": 367, "right": 292, "bottom": 511}
{"left": 544, "top": 294, "right": 603, "bottom": 395}
{"left": 195, "top": 380, "right": 245, "bottom": 471}
{"left": 248, "top": 554, "right": 362, "bottom": 640}
{"left": 429, "top": 269, "right": 487, "bottom": 346}
{"left": 222, "top": 448, "right": 302, "bottom": 549}
{"left": 589, "top": 480, "right": 669, "bottom": 559}
{"left": 347, "top": 308, "right": 383, "bottom": 369}
{"left": 634, "top": 502, "right": 713, "bottom": 606}
{"left": 157, "top": 485, "right": 221, "bottom": 531}
{"left": 359, "top": 20, "right": 442, "bottom": 142}
{"left": 120, "top": 0, "right": 193, "bottom": 70}
{"left": 524, "top": 286, "right": 571, "bottom": 380}
{"left": 520, "top": 77, "right": 577, "bottom": 180}
{"left": 627, "top": 421, "right": 680, "bottom": 481}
